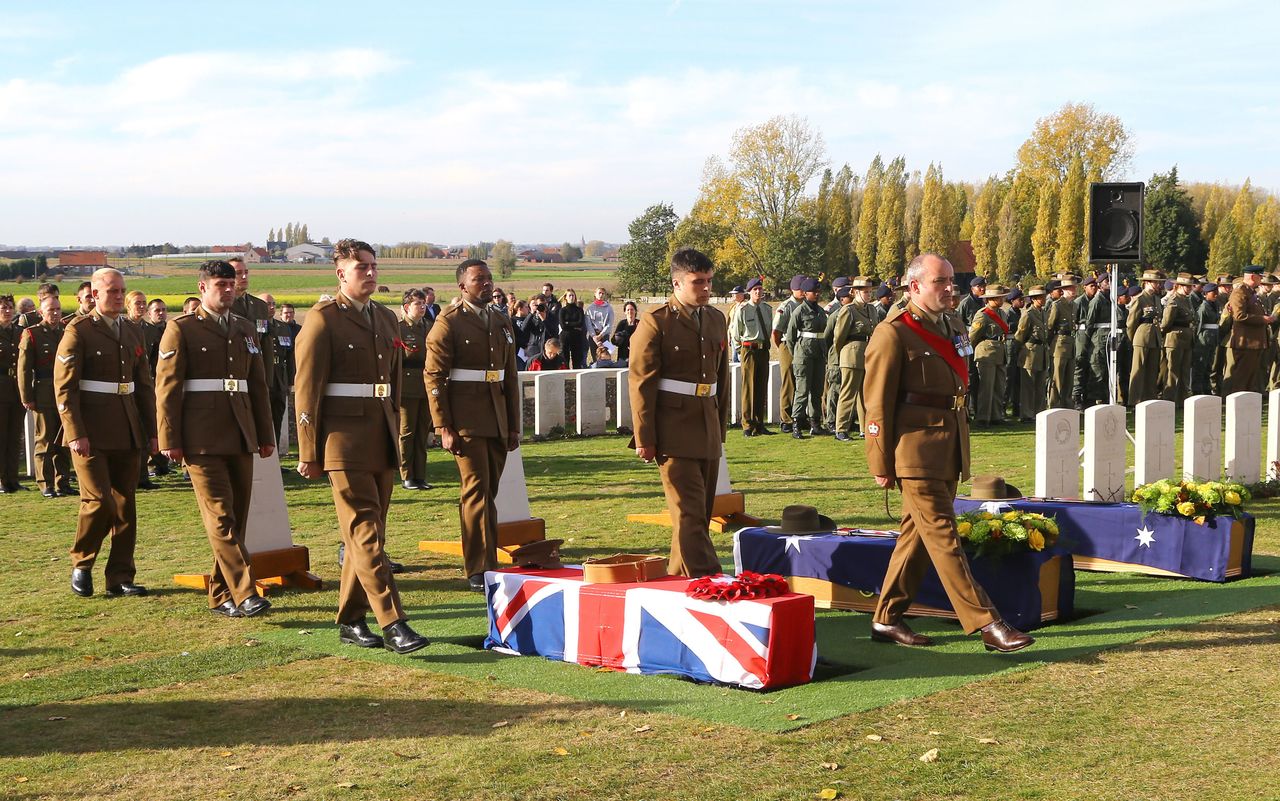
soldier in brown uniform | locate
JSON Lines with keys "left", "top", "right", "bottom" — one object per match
{"left": 261, "top": 294, "right": 291, "bottom": 444}
{"left": 424, "top": 260, "right": 521, "bottom": 591}
{"left": 863, "top": 253, "right": 1033, "bottom": 653}
{"left": 0, "top": 295, "right": 27, "bottom": 493}
{"left": 56, "top": 268, "right": 157, "bottom": 598}
{"left": 156, "top": 260, "right": 276, "bottom": 618}
{"left": 1225, "top": 265, "right": 1275, "bottom": 394}
{"left": 1045, "top": 278, "right": 1077, "bottom": 409}
{"left": 968, "top": 284, "right": 1011, "bottom": 426}
{"left": 1013, "top": 286, "right": 1050, "bottom": 420}
{"left": 397, "top": 289, "right": 434, "bottom": 490}
{"left": 295, "top": 239, "right": 429, "bottom": 654}
{"left": 1126, "top": 270, "right": 1165, "bottom": 405}
{"left": 628, "top": 247, "right": 730, "bottom": 578}
{"left": 229, "top": 256, "right": 281, "bottom": 440}
{"left": 19, "top": 295, "right": 72, "bottom": 497}
{"left": 1160, "top": 273, "right": 1197, "bottom": 403}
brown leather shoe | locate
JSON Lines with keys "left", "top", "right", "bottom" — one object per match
{"left": 981, "top": 619, "right": 1035, "bottom": 653}
{"left": 870, "top": 620, "right": 934, "bottom": 647}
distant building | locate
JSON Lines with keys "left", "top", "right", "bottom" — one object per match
{"left": 519, "top": 249, "right": 565, "bottom": 264}
{"left": 56, "top": 251, "right": 109, "bottom": 275}
{"left": 285, "top": 242, "right": 335, "bottom": 263}
{"left": 601, "top": 248, "right": 621, "bottom": 262}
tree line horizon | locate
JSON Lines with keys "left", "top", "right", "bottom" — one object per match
{"left": 616, "top": 103, "right": 1275, "bottom": 295}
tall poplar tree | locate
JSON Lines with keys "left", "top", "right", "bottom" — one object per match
{"left": 1031, "top": 180, "right": 1059, "bottom": 275}
{"left": 971, "top": 178, "right": 1001, "bottom": 278}
{"left": 1251, "top": 197, "right": 1280, "bottom": 268}
{"left": 1054, "top": 156, "right": 1086, "bottom": 275}
{"left": 996, "top": 194, "right": 1022, "bottom": 278}
{"left": 855, "top": 155, "right": 884, "bottom": 274}
{"left": 874, "top": 157, "right": 908, "bottom": 277}
{"left": 917, "top": 163, "right": 947, "bottom": 254}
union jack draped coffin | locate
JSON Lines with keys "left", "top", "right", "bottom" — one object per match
{"left": 484, "top": 567, "right": 816, "bottom": 690}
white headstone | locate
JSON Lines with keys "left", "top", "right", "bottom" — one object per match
{"left": 245, "top": 451, "right": 294, "bottom": 553}
{"left": 728, "top": 362, "right": 742, "bottom": 427}
{"left": 715, "top": 449, "right": 732, "bottom": 496}
{"left": 533, "top": 372, "right": 567, "bottom": 436}
{"left": 615, "top": 369, "right": 631, "bottom": 430}
{"left": 1083, "top": 404, "right": 1128, "bottom": 502}
{"left": 1035, "top": 408, "right": 1080, "bottom": 499}
{"left": 495, "top": 446, "right": 533, "bottom": 524}
{"left": 23, "top": 410, "right": 36, "bottom": 478}
{"left": 1268, "top": 390, "right": 1280, "bottom": 480}
{"left": 1225, "top": 391, "right": 1262, "bottom": 483}
{"left": 277, "top": 393, "right": 291, "bottom": 454}
{"left": 1134, "top": 399, "right": 1176, "bottom": 486}
{"left": 576, "top": 370, "right": 608, "bottom": 435}
{"left": 767, "top": 360, "right": 782, "bottom": 423}
{"left": 1182, "top": 394, "right": 1222, "bottom": 481}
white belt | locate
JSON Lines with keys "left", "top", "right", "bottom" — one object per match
{"left": 449, "top": 368, "right": 505, "bottom": 383}
{"left": 324, "top": 382, "right": 391, "bottom": 398}
{"left": 1201, "top": 324, "right": 1219, "bottom": 330}
{"left": 800, "top": 331, "right": 824, "bottom": 339}
{"left": 184, "top": 378, "right": 247, "bottom": 392}
{"left": 80, "top": 380, "right": 134, "bottom": 395}
{"left": 658, "top": 378, "right": 717, "bottom": 397}
{"left": 1092, "top": 323, "right": 1111, "bottom": 328}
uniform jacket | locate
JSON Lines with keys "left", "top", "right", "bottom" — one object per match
{"left": 1014, "top": 304, "right": 1050, "bottom": 371}
{"left": 1127, "top": 291, "right": 1162, "bottom": 349}
{"left": 784, "top": 300, "right": 828, "bottom": 354}
{"left": 831, "top": 300, "right": 877, "bottom": 370}
{"left": 968, "top": 305, "right": 1009, "bottom": 362}
{"left": 1161, "top": 293, "right": 1195, "bottom": 349}
{"left": 0, "top": 324, "right": 20, "bottom": 404}
{"left": 1228, "top": 284, "right": 1269, "bottom": 350}
{"left": 140, "top": 319, "right": 164, "bottom": 375}
{"left": 267, "top": 319, "right": 291, "bottom": 386}
{"left": 18, "top": 322, "right": 63, "bottom": 409}
{"left": 1046, "top": 296, "right": 1076, "bottom": 354}
{"left": 232, "top": 293, "right": 279, "bottom": 391}
{"left": 398, "top": 315, "right": 431, "bottom": 400}
{"left": 957, "top": 293, "right": 982, "bottom": 325}
{"left": 627, "top": 298, "right": 729, "bottom": 459}
{"left": 729, "top": 300, "right": 772, "bottom": 345}
{"left": 154, "top": 309, "right": 274, "bottom": 455}
{"left": 423, "top": 302, "right": 520, "bottom": 440}
{"left": 863, "top": 301, "right": 970, "bottom": 481}
{"left": 1195, "top": 298, "right": 1220, "bottom": 349}
{"left": 294, "top": 294, "right": 402, "bottom": 470}
{"left": 772, "top": 296, "right": 801, "bottom": 345}
{"left": 54, "top": 313, "right": 156, "bottom": 450}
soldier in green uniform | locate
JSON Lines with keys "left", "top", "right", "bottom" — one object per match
{"left": 730, "top": 277, "right": 773, "bottom": 436}
{"left": 397, "top": 289, "right": 433, "bottom": 490}
{"left": 1013, "top": 285, "right": 1050, "bottom": 421}
{"left": 1212, "top": 275, "right": 1234, "bottom": 395}
{"left": 772, "top": 276, "right": 805, "bottom": 433}
{"left": 821, "top": 285, "right": 851, "bottom": 431}
{"left": 969, "top": 284, "right": 1010, "bottom": 425}
{"left": 18, "top": 295, "right": 72, "bottom": 497}
{"left": 1071, "top": 276, "right": 1098, "bottom": 408}
{"left": 1003, "top": 288, "right": 1024, "bottom": 420}
{"left": 832, "top": 277, "right": 878, "bottom": 440}
{"left": 1082, "top": 273, "right": 1115, "bottom": 406}
{"left": 784, "top": 277, "right": 828, "bottom": 438}
{"left": 1160, "top": 273, "right": 1197, "bottom": 403}
{"left": 1114, "top": 286, "right": 1134, "bottom": 406}
{"left": 1045, "top": 278, "right": 1077, "bottom": 409}
{"left": 1193, "top": 282, "right": 1221, "bottom": 397}
{"left": 1127, "top": 270, "right": 1165, "bottom": 405}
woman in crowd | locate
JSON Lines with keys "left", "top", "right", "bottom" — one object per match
{"left": 528, "top": 337, "right": 567, "bottom": 371}
{"left": 488, "top": 287, "right": 509, "bottom": 317}
{"left": 610, "top": 300, "right": 640, "bottom": 364}
{"left": 557, "top": 288, "right": 587, "bottom": 369}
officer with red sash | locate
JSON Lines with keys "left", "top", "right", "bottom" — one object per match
{"left": 968, "top": 284, "right": 1010, "bottom": 425}
{"left": 862, "top": 253, "right": 1034, "bottom": 653}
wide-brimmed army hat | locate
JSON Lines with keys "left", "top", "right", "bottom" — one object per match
{"left": 765, "top": 504, "right": 837, "bottom": 535}
{"left": 969, "top": 475, "right": 1023, "bottom": 500}
{"left": 1025, "top": 285, "right": 1048, "bottom": 298}
{"left": 981, "top": 284, "right": 1011, "bottom": 299}
{"left": 1174, "top": 272, "right": 1200, "bottom": 286}
{"left": 1139, "top": 269, "right": 1166, "bottom": 283}
{"left": 849, "top": 276, "right": 874, "bottom": 289}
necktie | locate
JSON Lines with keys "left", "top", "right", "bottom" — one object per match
{"left": 693, "top": 307, "right": 702, "bottom": 333}
{"left": 363, "top": 305, "right": 373, "bottom": 327}
{"left": 754, "top": 304, "right": 767, "bottom": 341}
{"left": 218, "top": 315, "right": 228, "bottom": 332}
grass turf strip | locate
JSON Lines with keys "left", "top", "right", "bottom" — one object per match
{"left": 246, "top": 555, "right": 1280, "bottom": 733}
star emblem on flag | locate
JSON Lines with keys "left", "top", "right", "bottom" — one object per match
{"left": 783, "top": 535, "right": 811, "bottom": 553}
{"left": 1135, "top": 525, "right": 1156, "bottom": 548}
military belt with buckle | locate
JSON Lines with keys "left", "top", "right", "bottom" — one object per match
{"left": 80, "top": 379, "right": 135, "bottom": 395}
{"left": 324, "top": 382, "right": 392, "bottom": 398}
{"left": 449, "top": 368, "right": 506, "bottom": 383}
{"left": 657, "top": 378, "right": 717, "bottom": 398}
{"left": 183, "top": 378, "right": 249, "bottom": 393}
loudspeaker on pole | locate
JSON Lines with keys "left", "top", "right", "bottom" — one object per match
{"left": 1089, "top": 182, "right": 1145, "bottom": 263}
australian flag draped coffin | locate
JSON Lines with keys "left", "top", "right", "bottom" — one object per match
{"left": 733, "top": 528, "right": 1074, "bottom": 631}
{"left": 953, "top": 498, "right": 1255, "bottom": 582}
{"left": 484, "top": 567, "right": 816, "bottom": 690}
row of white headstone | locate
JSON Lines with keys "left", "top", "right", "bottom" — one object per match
{"left": 1034, "top": 390, "right": 1280, "bottom": 501}
{"left": 523, "top": 361, "right": 788, "bottom": 437}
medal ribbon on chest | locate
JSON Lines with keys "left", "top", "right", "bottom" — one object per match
{"left": 898, "top": 312, "right": 970, "bottom": 390}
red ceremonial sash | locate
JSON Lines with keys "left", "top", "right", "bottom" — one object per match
{"left": 983, "top": 306, "right": 1010, "bottom": 334}
{"left": 897, "top": 311, "right": 969, "bottom": 391}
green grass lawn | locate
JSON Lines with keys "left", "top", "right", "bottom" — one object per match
{"left": 1, "top": 424, "right": 1277, "bottom": 800}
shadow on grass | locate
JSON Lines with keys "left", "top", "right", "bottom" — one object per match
{"left": 0, "top": 697, "right": 619, "bottom": 756}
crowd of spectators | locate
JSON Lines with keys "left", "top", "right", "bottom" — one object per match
{"left": 472, "top": 282, "right": 637, "bottom": 371}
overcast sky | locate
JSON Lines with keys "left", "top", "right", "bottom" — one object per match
{"left": 2, "top": 1, "right": 1277, "bottom": 247}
